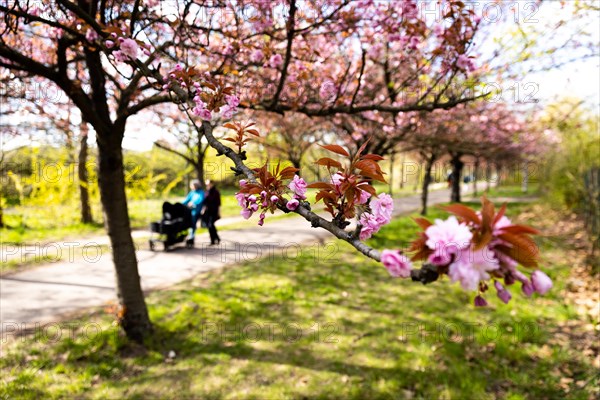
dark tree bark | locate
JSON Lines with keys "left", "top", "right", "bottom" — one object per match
{"left": 97, "top": 126, "right": 152, "bottom": 342}
{"left": 78, "top": 123, "right": 93, "bottom": 224}
{"left": 196, "top": 143, "right": 208, "bottom": 189}
{"left": 472, "top": 157, "right": 479, "bottom": 197}
{"left": 0, "top": 193, "right": 4, "bottom": 228}
{"left": 485, "top": 163, "right": 492, "bottom": 192}
{"left": 421, "top": 152, "right": 436, "bottom": 215}
{"left": 450, "top": 152, "right": 464, "bottom": 203}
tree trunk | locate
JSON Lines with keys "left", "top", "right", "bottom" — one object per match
{"left": 450, "top": 153, "right": 464, "bottom": 203}
{"left": 97, "top": 129, "right": 152, "bottom": 342}
{"left": 196, "top": 143, "right": 207, "bottom": 189}
{"left": 291, "top": 157, "right": 302, "bottom": 175}
{"left": 472, "top": 157, "right": 479, "bottom": 197}
{"left": 399, "top": 153, "right": 405, "bottom": 189}
{"left": 0, "top": 194, "right": 4, "bottom": 228}
{"left": 521, "top": 161, "right": 529, "bottom": 193}
{"left": 78, "top": 123, "right": 93, "bottom": 224}
{"left": 485, "top": 163, "right": 492, "bottom": 192}
{"left": 496, "top": 164, "right": 504, "bottom": 188}
{"left": 421, "top": 153, "right": 435, "bottom": 215}
{"left": 389, "top": 152, "right": 395, "bottom": 196}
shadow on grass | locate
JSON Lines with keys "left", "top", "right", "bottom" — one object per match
{"left": 1, "top": 202, "right": 596, "bottom": 399}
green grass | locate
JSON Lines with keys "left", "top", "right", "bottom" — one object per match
{"left": 1, "top": 200, "right": 597, "bottom": 399}
{"left": 482, "top": 183, "right": 540, "bottom": 199}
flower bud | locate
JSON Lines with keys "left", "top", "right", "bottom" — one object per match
{"left": 474, "top": 295, "right": 488, "bottom": 307}
{"left": 494, "top": 281, "right": 512, "bottom": 304}
{"left": 286, "top": 198, "right": 299, "bottom": 211}
{"left": 531, "top": 270, "right": 552, "bottom": 295}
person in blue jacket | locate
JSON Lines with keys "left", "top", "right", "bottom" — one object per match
{"left": 182, "top": 179, "right": 205, "bottom": 243}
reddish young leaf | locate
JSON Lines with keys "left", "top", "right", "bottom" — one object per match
{"left": 493, "top": 203, "right": 507, "bottom": 225}
{"left": 321, "top": 144, "right": 349, "bottom": 157}
{"left": 307, "top": 182, "right": 335, "bottom": 190}
{"left": 361, "top": 154, "right": 385, "bottom": 161}
{"left": 413, "top": 217, "right": 433, "bottom": 230}
{"left": 500, "top": 225, "right": 541, "bottom": 235}
{"left": 495, "top": 244, "right": 539, "bottom": 268}
{"left": 441, "top": 204, "right": 480, "bottom": 225}
{"left": 358, "top": 184, "right": 377, "bottom": 196}
{"left": 316, "top": 157, "right": 343, "bottom": 169}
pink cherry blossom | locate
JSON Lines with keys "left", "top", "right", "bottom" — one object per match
{"left": 241, "top": 208, "right": 253, "bottom": 219}
{"left": 425, "top": 216, "right": 472, "bottom": 255}
{"left": 250, "top": 49, "right": 264, "bottom": 63}
{"left": 331, "top": 172, "right": 344, "bottom": 187}
{"left": 235, "top": 192, "right": 246, "bottom": 207}
{"left": 225, "top": 94, "right": 240, "bottom": 108}
{"left": 270, "top": 195, "right": 279, "bottom": 203}
{"left": 286, "top": 198, "right": 299, "bottom": 211}
{"left": 113, "top": 51, "right": 127, "bottom": 62}
{"left": 448, "top": 247, "right": 499, "bottom": 291}
{"left": 356, "top": 187, "right": 371, "bottom": 205}
{"left": 268, "top": 54, "right": 283, "bottom": 68}
{"left": 371, "top": 193, "right": 393, "bottom": 224}
{"left": 319, "top": 81, "right": 337, "bottom": 102}
{"left": 220, "top": 105, "right": 234, "bottom": 120}
{"left": 119, "top": 38, "right": 139, "bottom": 60}
{"left": 427, "top": 250, "right": 452, "bottom": 266}
{"left": 86, "top": 29, "right": 98, "bottom": 42}
{"left": 381, "top": 250, "right": 412, "bottom": 278}
{"left": 288, "top": 175, "right": 307, "bottom": 199}
{"left": 493, "top": 215, "right": 512, "bottom": 235}
{"left": 359, "top": 212, "right": 384, "bottom": 241}
{"left": 531, "top": 270, "right": 552, "bottom": 295}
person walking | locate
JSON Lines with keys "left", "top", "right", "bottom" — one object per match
{"left": 201, "top": 180, "right": 221, "bottom": 245}
{"left": 182, "top": 179, "right": 205, "bottom": 245}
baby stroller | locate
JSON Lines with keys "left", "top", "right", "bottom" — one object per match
{"left": 149, "top": 202, "right": 194, "bottom": 251}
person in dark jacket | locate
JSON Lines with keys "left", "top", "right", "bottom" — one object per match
{"left": 201, "top": 180, "right": 221, "bottom": 245}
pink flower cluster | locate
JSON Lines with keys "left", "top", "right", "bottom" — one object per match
{"left": 418, "top": 214, "right": 552, "bottom": 306}
{"left": 457, "top": 54, "right": 476, "bottom": 73}
{"left": 286, "top": 175, "right": 307, "bottom": 210}
{"left": 163, "top": 65, "right": 239, "bottom": 121}
{"left": 359, "top": 193, "right": 394, "bottom": 241}
{"left": 220, "top": 94, "right": 240, "bottom": 120}
{"left": 381, "top": 250, "right": 412, "bottom": 278}
{"left": 192, "top": 95, "right": 212, "bottom": 121}
{"left": 105, "top": 33, "right": 151, "bottom": 63}
{"left": 235, "top": 176, "right": 308, "bottom": 226}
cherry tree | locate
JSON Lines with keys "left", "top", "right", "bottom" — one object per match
{"left": 0, "top": 0, "right": 553, "bottom": 341}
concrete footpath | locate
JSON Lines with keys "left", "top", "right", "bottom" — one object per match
{"left": 0, "top": 186, "right": 476, "bottom": 332}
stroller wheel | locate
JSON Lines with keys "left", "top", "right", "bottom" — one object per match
{"left": 149, "top": 240, "right": 155, "bottom": 252}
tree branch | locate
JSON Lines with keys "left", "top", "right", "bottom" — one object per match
{"left": 200, "top": 120, "right": 382, "bottom": 262}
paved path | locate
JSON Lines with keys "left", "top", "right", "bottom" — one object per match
{"left": 0, "top": 185, "right": 477, "bottom": 333}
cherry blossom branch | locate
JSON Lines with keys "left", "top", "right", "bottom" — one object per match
{"left": 199, "top": 120, "right": 382, "bottom": 262}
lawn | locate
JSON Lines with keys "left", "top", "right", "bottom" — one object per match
{"left": 1, "top": 198, "right": 597, "bottom": 399}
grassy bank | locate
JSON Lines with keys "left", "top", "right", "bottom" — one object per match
{"left": 1, "top": 198, "right": 597, "bottom": 399}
